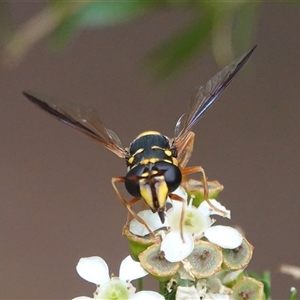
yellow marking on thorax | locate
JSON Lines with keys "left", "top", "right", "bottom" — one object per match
{"left": 128, "top": 148, "right": 144, "bottom": 165}
{"left": 140, "top": 157, "right": 160, "bottom": 165}
{"left": 164, "top": 149, "right": 172, "bottom": 157}
{"left": 127, "top": 156, "right": 134, "bottom": 165}
{"left": 136, "top": 131, "right": 161, "bottom": 138}
{"left": 172, "top": 157, "right": 179, "bottom": 166}
{"left": 151, "top": 146, "right": 173, "bottom": 159}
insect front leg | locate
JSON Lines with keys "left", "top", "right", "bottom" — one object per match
{"left": 111, "top": 176, "right": 154, "bottom": 234}
{"left": 181, "top": 166, "right": 227, "bottom": 217}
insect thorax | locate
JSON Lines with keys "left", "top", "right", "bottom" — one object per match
{"left": 126, "top": 131, "right": 177, "bottom": 169}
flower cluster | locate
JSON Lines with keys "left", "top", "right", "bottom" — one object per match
{"left": 73, "top": 179, "right": 265, "bottom": 300}
{"left": 124, "top": 179, "right": 263, "bottom": 299}
{"left": 73, "top": 255, "right": 164, "bottom": 300}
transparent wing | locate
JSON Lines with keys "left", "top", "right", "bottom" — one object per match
{"left": 173, "top": 46, "right": 256, "bottom": 162}
{"left": 23, "top": 91, "right": 127, "bottom": 158}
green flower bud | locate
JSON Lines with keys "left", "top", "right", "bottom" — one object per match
{"left": 230, "top": 277, "right": 265, "bottom": 300}
{"left": 183, "top": 179, "right": 224, "bottom": 207}
{"left": 186, "top": 240, "right": 223, "bottom": 278}
{"left": 139, "top": 244, "right": 180, "bottom": 281}
{"left": 223, "top": 237, "right": 254, "bottom": 270}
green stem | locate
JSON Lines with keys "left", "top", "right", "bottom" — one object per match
{"left": 159, "top": 280, "right": 165, "bottom": 296}
{"left": 137, "top": 277, "right": 143, "bottom": 292}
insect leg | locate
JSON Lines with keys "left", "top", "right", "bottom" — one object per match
{"left": 111, "top": 176, "right": 154, "bottom": 234}
{"left": 181, "top": 166, "right": 227, "bottom": 216}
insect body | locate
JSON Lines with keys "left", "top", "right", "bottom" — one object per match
{"left": 23, "top": 46, "right": 256, "bottom": 231}
{"left": 125, "top": 131, "right": 181, "bottom": 223}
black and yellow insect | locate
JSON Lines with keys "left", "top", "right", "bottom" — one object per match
{"left": 23, "top": 46, "right": 256, "bottom": 232}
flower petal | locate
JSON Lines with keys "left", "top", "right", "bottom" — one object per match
{"left": 199, "top": 199, "right": 231, "bottom": 219}
{"left": 72, "top": 297, "right": 93, "bottom": 300}
{"left": 119, "top": 256, "right": 148, "bottom": 282}
{"left": 161, "top": 231, "right": 194, "bottom": 262}
{"left": 76, "top": 256, "right": 110, "bottom": 285}
{"left": 176, "top": 286, "right": 200, "bottom": 300}
{"left": 167, "top": 205, "right": 212, "bottom": 235}
{"left": 129, "top": 210, "right": 165, "bottom": 236}
{"left": 178, "top": 262, "right": 195, "bottom": 280}
{"left": 131, "top": 291, "right": 165, "bottom": 299}
{"left": 204, "top": 225, "right": 242, "bottom": 249}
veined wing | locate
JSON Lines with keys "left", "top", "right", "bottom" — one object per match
{"left": 23, "top": 91, "right": 127, "bottom": 158}
{"left": 173, "top": 46, "right": 256, "bottom": 165}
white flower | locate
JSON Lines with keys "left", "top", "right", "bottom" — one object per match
{"left": 129, "top": 186, "right": 187, "bottom": 236}
{"left": 128, "top": 186, "right": 242, "bottom": 262}
{"left": 129, "top": 210, "right": 167, "bottom": 236}
{"left": 161, "top": 187, "right": 242, "bottom": 262}
{"left": 73, "top": 255, "right": 164, "bottom": 300}
{"left": 167, "top": 201, "right": 212, "bottom": 235}
{"left": 160, "top": 231, "right": 194, "bottom": 263}
{"left": 176, "top": 278, "right": 231, "bottom": 300}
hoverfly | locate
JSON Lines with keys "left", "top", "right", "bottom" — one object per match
{"left": 23, "top": 46, "right": 256, "bottom": 233}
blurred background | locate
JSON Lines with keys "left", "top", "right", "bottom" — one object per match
{"left": 1, "top": 2, "right": 300, "bottom": 299}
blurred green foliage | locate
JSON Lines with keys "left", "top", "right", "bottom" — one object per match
{"left": 0, "top": 1, "right": 261, "bottom": 78}
{"left": 0, "top": 1, "right": 262, "bottom": 76}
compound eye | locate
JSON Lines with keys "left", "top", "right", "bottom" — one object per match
{"left": 124, "top": 165, "right": 145, "bottom": 197}
{"left": 155, "top": 161, "right": 182, "bottom": 193}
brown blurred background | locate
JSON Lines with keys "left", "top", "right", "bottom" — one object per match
{"left": 1, "top": 2, "right": 300, "bottom": 299}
